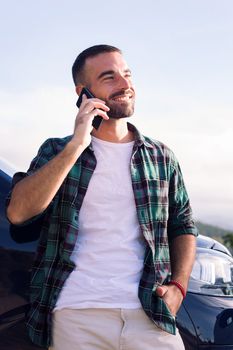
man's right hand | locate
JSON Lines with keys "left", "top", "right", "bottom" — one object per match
{"left": 71, "top": 94, "right": 109, "bottom": 149}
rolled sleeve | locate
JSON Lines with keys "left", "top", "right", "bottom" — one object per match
{"left": 5, "top": 138, "right": 57, "bottom": 242}
{"left": 167, "top": 160, "right": 198, "bottom": 240}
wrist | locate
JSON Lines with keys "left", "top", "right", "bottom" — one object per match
{"left": 61, "top": 140, "right": 86, "bottom": 164}
{"left": 168, "top": 280, "right": 186, "bottom": 299}
{"left": 67, "top": 137, "right": 88, "bottom": 153}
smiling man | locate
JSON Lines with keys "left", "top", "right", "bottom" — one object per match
{"left": 6, "top": 45, "right": 198, "bottom": 350}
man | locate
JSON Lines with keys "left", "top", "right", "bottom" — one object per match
{"left": 7, "top": 45, "right": 197, "bottom": 350}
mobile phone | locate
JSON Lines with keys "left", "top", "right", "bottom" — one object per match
{"left": 76, "top": 87, "right": 103, "bottom": 130}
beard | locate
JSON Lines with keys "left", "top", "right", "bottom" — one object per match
{"left": 105, "top": 89, "right": 135, "bottom": 119}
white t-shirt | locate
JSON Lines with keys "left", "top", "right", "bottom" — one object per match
{"left": 55, "top": 136, "right": 146, "bottom": 310}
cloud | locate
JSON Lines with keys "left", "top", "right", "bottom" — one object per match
{"left": 0, "top": 86, "right": 76, "bottom": 169}
{"left": 1, "top": 86, "right": 232, "bottom": 230}
{"left": 135, "top": 90, "right": 233, "bottom": 230}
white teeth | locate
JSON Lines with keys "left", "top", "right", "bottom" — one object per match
{"left": 113, "top": 95, "right": 131, "bottom": 101}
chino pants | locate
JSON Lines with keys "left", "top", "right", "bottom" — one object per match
{"left": 49, "top": 308, "right": 185, "bottom": 350}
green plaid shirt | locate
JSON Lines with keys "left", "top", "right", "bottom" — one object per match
{"left": 8, "top": 123, "right": 197, "bottom": 348}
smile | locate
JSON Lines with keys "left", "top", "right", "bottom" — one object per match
{"left": 111, "top": 94, "right": 132, "bottom": 102}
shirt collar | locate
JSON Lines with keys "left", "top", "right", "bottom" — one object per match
{"left": 88, "top": 122, "right": 153, "bottom": 152}
{"left": 127, "top": 122, "right": 154, "bottom": 148}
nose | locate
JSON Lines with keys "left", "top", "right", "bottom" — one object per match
{"left": 118, "top": 74, "right": 131, "bottom": 90}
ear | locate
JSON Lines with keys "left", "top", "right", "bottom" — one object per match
{"left": 75, "top": 84, "right": 84, "bottom": 96}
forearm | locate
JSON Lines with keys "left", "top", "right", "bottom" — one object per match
{"left": 7, "top": 140, "right": 85, "bottom": 225}
{"left": 169, "top": 234, "right": 196, "bottom": 291}
{"left": 7, "top": 96, "right": 109, "bottom": 225}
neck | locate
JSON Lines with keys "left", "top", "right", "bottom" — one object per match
{"left": 91, "top": 118, "right": 134, "bottom": 143}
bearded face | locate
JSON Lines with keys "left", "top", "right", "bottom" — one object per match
{"left": 81, "top": 52, "right": 136, "bottom": 119}
{"left": 105, "top": 88, "right": 135, "bottom": 119}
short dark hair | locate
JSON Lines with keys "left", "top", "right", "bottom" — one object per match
{"left": 72, "top": 44, "right": 122, "bottom": 86}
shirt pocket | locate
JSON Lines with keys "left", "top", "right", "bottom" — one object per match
{"left": 151, "top": 284, "right": 176, "bottom": 324}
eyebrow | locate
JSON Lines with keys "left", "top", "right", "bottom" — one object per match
{"left": 97, "top": 68, "right": 131, "bottom": 80}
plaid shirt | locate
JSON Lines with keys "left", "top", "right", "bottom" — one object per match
{"left": 8, "top": 123, "right": 197, "bottom": 348}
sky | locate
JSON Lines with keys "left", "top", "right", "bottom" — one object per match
{"left": 0, "top": 0, "right": 233, "bottom": 230}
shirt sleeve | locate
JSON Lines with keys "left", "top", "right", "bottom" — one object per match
{"left": 5, "top": 138, "right": 56, "bottom": 242}
{"left": 167, "top": 155, "right": 198, "bottom": 240}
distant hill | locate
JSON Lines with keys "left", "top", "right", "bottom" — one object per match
{"left": 196, "top": 221, "right": 233, "bottom": 239}
{"left": 196, "top": 221, "right": 233, "bottom": 253}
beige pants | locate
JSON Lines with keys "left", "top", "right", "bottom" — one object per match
{"left": 49, "top": 308, "right": 185, "bottom": 350}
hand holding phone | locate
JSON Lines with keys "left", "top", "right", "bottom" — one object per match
{"left": 76, "top": 87, "right": 104, "bottom": 130}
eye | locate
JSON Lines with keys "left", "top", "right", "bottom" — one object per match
{"left": 103, "top": 75, "right": 114, "bottom": 81}
{"left": 125, "top": 72, "right": 132, "bottom": 79}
